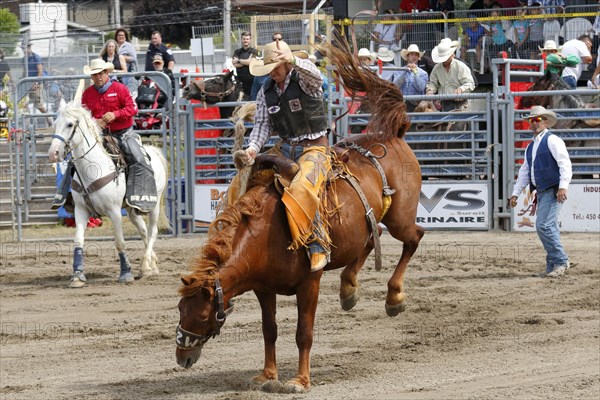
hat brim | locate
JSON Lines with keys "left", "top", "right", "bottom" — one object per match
{"left": 432, "top": 40, "right": 459, "bottom": 63}
{"left": 249, "top": 51, "right": 308, "bottom": 76}
{"left": 530, "top": 111, "right": 558, "bottom": 128}
{"left": 83, "top": 63, "right": 114, "bottom": 75}
{"left": 400, "top": 49, "right": 425, "bottom": 60}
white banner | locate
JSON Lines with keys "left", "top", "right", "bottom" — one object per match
{"left": 194, "top": 184, "right": 229, "bottom": 224}
{"left": 512, "top": 183, "right": 600, "bottom": 232}
{"left": 417, "top": 183, "right": 489, "bottom": 229}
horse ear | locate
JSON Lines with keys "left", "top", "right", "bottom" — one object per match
{"left": 226, "top": 70, "right": 234, "bottom": 80}
{"left": 73, "top": 79, "right": 85, "bottom": 106}
{"left": 181, "top": 276, "right": 197, "bottom": 286}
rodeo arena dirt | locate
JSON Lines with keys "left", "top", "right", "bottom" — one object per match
{"left": 2, "top": 5, "right": 600, "bottom": 400}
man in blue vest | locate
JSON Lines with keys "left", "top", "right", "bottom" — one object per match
{"left": 509, "top": 106, "right": 572, "bottom": 278}
{"left": 240, "top": 40, "right": 331, "bottom": 272}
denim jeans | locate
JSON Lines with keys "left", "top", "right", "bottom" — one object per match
{"left": 561, "top": 75, "right": 577, "bottom": 90}
{"left": 535, "top": 187, "right": 569, "bottom": 272}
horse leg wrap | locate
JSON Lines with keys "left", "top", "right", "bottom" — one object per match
{"left": 118, "top": 252, "right": 134, "bottom": 283}
{"left": 120, "top": 134, "right": 158, "bottom": 213}
{"left": 73, "top": 247, "right": 84, "bottom": 272}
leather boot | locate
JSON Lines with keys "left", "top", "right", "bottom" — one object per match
{"left": 120, "top": 133, "right": 158, "bottom": 212}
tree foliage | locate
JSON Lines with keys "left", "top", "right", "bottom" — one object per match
{"left": 0, "top": 8, "right": 20, "bottom": 56}
{"left": 129, "top": 0, "right": 224, "bottom": 49}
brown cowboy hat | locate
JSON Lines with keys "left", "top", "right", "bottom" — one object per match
{"left": 249, "top": 41, "right": 308, "bottom": 76}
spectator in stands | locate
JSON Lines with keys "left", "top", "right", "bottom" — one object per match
{"left": 151, "top": 54, "right": 176, "bottom": 100}
{"left": 527, "top": 2, "right": 545, "bottom": 59}
{"left": 512, "top": 7, "right": 530, "bottom": 58}
{"left": 232, "top": 31, "right": 257, "bottom": 101}
{"left": 527, "top": 0, "right": 564, "bottom": 15}
{"left": 373, "top": 9, "right": 400, "bottom": 51}
{"left": 100, "top": 39, "right": 127, "bottom": 73}
{"left": 115, "top": 28, "right": 137, "bottom": 74}
{"left": 145, "top": 31, "right": 175, "bottom": 72}
{"left": 591, "top": 3, "right": 600, "bottom": 63}
{"left": 23, "top": 44, "right": 52, "bottom": 126}
{"left": 469, "top": 0, "right": 500, "bottom": 11}
{"left": 400, "top": 0, "right": 429, "bottom": 12}
{"left": 358, "top": 48, "right": 376, "bottom": 66}
{"left": 508, "top": 105, "right": 572, "bottom": 278}
{"left": 394, "top": 44, "right": 428, "bottom": 112}
{"left": 429, "top": 0, "right": 455, "bottom": 43}
{"left": 426, "top": 38, "right": 476, "bottom": 111}
{"left": 487, "top": 6, "right": 512, "bottom": 57}
{"left": 0, "top": 48, "right": 12, "bottom": 93}
{"left": 462, "top": 16, "right": 486, "bottom": 70}
{"left": 560, "top": 35, "right": 593, "bottom": 89}
{"left": 377, "top": 47, "right": 397, "bottom": 81}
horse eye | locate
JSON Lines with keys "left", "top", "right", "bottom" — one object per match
{"left": 67, "top": 122, "right": 74, "bottom": 128}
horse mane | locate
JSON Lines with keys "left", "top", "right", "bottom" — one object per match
{"left": 322, "top": 34, "right": 410, "bottom": 138}
{"left": 61, "top": 102, "right": 104, "bottom": 145}
{"left": 179, "top": 187, "right": 267, "bottom": 297}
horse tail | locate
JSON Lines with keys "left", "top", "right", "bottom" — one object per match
{"left": 147, "top": 146, "right": 171, "bottom": 231}
{"left": 322, "top": 34, "right": 410, "bottom": 139}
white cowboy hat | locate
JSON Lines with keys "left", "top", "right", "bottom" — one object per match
{"left": 377, "top": 47, "right": 395, "bottom": 63}
{"left": 528, "top": 105, "right": 557, "bottom": 128}
{"left": 83, "top": 58, "right": 114, "bottom": 75}
{"left": 539, "top": 39, "right": 559, "bottom": 52}
{"left": 249, "top": 40, "right": 308, "bottom": 76}
{"left": 400, "top": 44, "right": 425, "bottom": 61}
{"left": 308, "top": 54, "right": 317, "bottom": 63}
{"left": 357, "top": 48, "right": 376, "bottom": 62}
{"left": 431, "top": 38, "right": 459, "bottom": 63}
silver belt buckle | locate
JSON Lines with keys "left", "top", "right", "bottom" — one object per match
{"left": 287, "top": 137, "right": 301, "bottom": 145}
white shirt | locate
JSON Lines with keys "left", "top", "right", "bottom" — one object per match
{"left": 374, "top": 23, "right": 396, "bottom": 47}
{"left": 512, "top": 129, "right": 572, "bottom": 196}
{"left": 561, "top": 39, "right": 591, "bottom": 80}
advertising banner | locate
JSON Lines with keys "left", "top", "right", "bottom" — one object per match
{"left": 512, "top": 183, "right": 600, "bottom": 232}
{"left": 417, "top": 183, "right": 489, "bottom": 229}
{"left": 193, "top": 184, "right": 229, "bottom": 225}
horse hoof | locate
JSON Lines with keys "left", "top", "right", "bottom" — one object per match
{"left": 68, "top": 271, "right": 86, "bottom": 288}
{"left": 385, "top": 302, "right": 406, "bottom": 317}
{"left": 118, "top": 271, "right": 134, "bottom": 283}
{"left": 340, "top": 291, "right": 359, "bottom": 311}
{"left": 284, "top": 380, "right": 309, "bottom": 393}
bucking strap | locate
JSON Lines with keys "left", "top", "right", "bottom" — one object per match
{"left": 341, "top": 173, "right": 382, "bottom": 271}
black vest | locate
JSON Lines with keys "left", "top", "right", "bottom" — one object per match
{"left": 263, "top": 71, "right": 328, "bottom": 139}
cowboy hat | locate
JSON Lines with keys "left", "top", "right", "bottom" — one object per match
{"left": 357, "top": 48, "right": 376, "bottom": 62}
{"left": 83, "top": 58, "right": 114, "bottom": 75}
{"left": 249, "top": 40, "right": 309, "bottom": 76}
{"left": 377, "top": 47, "right": 395, "bottom": 63}
{"left": 431, "top": 38, "right": 459, "bottom": 63}
{"left": 539, "top": 40, "right": 559, "bottom": 52}
{"left": 528, "top": 105, "right": 557, "bottom": 128}
{"left": 152, "top": 54, "right": 164, "bottom": 63}
{"left": 400, "top": 44, "right": 425, "bottom": 61}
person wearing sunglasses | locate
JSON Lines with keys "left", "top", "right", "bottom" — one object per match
{"left": 508, "top": 106, "right": 572, "bottom": 278}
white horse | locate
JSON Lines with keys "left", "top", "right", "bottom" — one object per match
{"left": 48, "top": 100, "right": 168, "bottom": 288}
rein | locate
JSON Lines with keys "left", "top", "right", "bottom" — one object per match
{"left": 52, "top": 118, "right": 98, "bottom": 161}
{"left": 176, "top": 277, "right": 234, "bottom": 350}
{"left": 191, "top": 78, "right": 237, "bottom": 102}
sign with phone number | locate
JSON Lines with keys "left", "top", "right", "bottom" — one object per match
{"left": 513, "top": 183, "right": 600, "bottom": 232}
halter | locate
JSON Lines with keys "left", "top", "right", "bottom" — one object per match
{"left": 175, "top": 277, "right": 234, "bottom": 350}
{"left": 191, "top": 77, "right": 238, "bottom": 102}
{"left": 52, "top": 118, "right": 98, "bottom": 161}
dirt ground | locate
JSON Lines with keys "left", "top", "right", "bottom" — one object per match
{"left": 1, "top": 228, "right": 599, "bottom": 400}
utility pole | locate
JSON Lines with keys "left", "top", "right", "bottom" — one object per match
{"left": 224, "top": 0, "right": 231, "bottom": 57}
{"left": 113, "top": 0, "right": 121, "bottom": 29}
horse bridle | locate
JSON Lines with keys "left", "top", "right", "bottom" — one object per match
{"left": 52, "top": 118, "right": 98, "bottom": 161}
{"left": 176, "top": 277, "right": 234, "bottom": 350}
{"left": 191, "top": 78, "right": 237, "bottom": 102}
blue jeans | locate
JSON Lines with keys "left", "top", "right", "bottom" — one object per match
{"left": 535, "top": 187, "right": 568, "bottom": 272}
{"left": 562, "top": 75, "right": 577, "bottom": 90}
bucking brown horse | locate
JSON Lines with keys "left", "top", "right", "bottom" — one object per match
{"left": 176, "top": 37, "right": 424, "bottom": 392}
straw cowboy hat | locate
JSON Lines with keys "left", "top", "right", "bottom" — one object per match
{"left": 377, "top": 47, "right": 395, "bottom": 62}
{"left": 528, "top": 106, "right": 558, "bottom": 128}
{"left": 357, "top": 48, "right": 376, "bottom": 62}
{"left": 539, "top": 40, "right": 559, "bottom": 52}
{"left": 400, "top": 44, "right": 425, "bottom": 61}
{"left": 249, "top": 40, "right": 308, "bottom": 76}
{"left": 431, "top": 38, "right": 460, "bottom": 63}
{"left": 83, "top": 58, "right": 114, "bottom": 75}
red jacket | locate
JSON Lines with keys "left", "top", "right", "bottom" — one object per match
{"left": 82, "top": 80, "right": 137, "bottom": 132}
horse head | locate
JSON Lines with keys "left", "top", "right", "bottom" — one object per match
{"left": 176, "top": 275, "right": 233, "bottom": 369}
{"left": 181, "top": 71, "right": 239, "bottom": 104}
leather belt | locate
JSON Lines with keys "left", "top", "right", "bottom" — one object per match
{"left": 282, "top": 136, "right": 328, "bottom": 147}
{"left": 103, "top": 127, "right": 131, "bottom": 135}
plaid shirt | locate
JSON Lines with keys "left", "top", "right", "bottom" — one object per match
{"left": 248, "top": 57, "right": 325, "bottom": 154}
